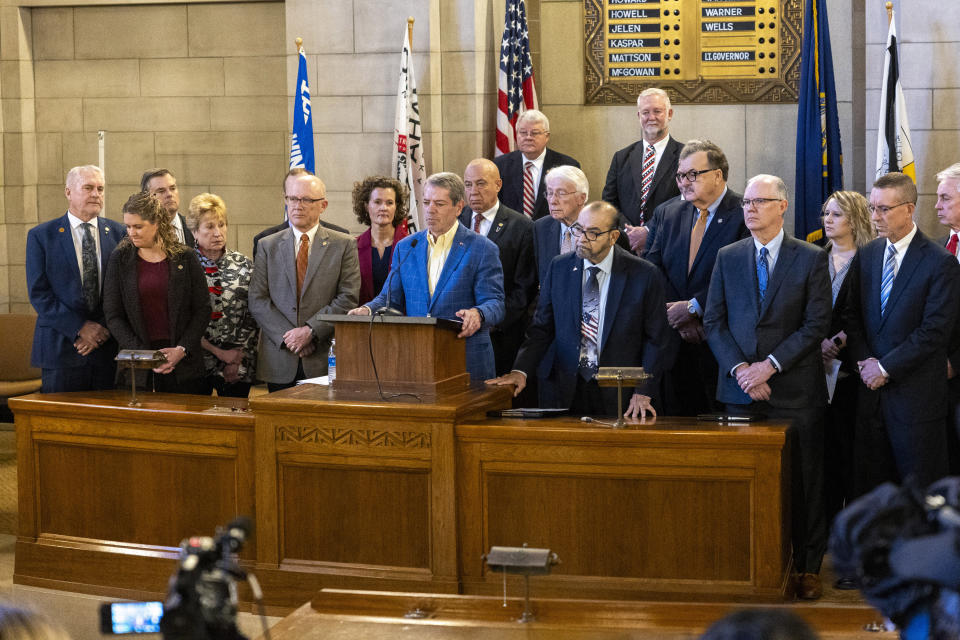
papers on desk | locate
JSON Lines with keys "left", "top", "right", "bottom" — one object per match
{"left": 296, "top": 376, "right": 329, "bottom": 386}
{"left": 825, "top": 358, "right": 841, "bottom": 404}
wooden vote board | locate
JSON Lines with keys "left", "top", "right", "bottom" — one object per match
{"left": 585, "top": 0, "right": 802, "bottom": 104}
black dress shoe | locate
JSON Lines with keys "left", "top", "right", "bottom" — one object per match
{"left": 834, "top": 576, "right": 858, "bottom": 590}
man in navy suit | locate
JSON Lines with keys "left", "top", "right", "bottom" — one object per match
{"left": 645, "top": 140, "right": 749, "bottom": 415}
{"left": 602, "top": 87, "right": 683, "bottom": 254}
{"left": 140, "top": 168, "right": 194, "bottom": 247}
{"left": 935, "top": 163, "right": 960, "bottom": 473}
{"left": 459, "top": 159, "right": 536, "bottom": 378}
{"left": 350, "top": 172, "right": 505, "bottom": 383}
{"left": 704, "top": 174, "right": 832, "bottom": 599}
{"left": 845, "top": 171, "right": 960, "bottom": 494}
{"left": 26, "top": 165, "right": 126, "bottom": 392}
{"left": 494, "top": 109, "right": 579, "bottom": 220}
{"left": 488, "top": 201, "right": 668, "bottom": 418}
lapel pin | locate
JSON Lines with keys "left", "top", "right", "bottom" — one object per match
{"left": 58, "top": 227, "right": 65, "bottom": 233}
{"left": 717, "top": 218, "right": 723, "bottom": 224}
{"left": 496, "top": 222, "right": 504, "bottom": 232}
{"left": 104, "top": 227, "right": 110, "bottom": 233}
{"left": 178, "top": 265, "right": 184, "bottom": 270}
{"left": 322, "top": 240, "right": 328, "bottom": 246}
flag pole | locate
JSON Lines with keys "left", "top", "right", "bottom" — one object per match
{"left": 407, "top": 17, "right": 414, "bottom": 51}
{"left": 886, "top": 1, "right": 892, "bottom": 25}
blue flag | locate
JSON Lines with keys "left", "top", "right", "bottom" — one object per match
{"left": 289, "top": 46, "right": 314, "bottom": 173}
{"left": 794, "top": 0, "right": 842, "bottom": 242}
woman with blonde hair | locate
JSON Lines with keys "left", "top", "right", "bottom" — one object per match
{"left": 104, "top": 191, "right": 210, "bottom": 394}
{"left": 185, "top": 193, "right": 258, "bottom": 397}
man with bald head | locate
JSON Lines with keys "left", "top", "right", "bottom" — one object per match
{"left": 249, "top": 171, "right": 360, "bottom": 390}
{"left": 459, "top": 158, "right": 536, "bottom": 378}
{"left": 704, "top": 174, "right": 832, "bottom": 599}
{"left": 488, "top": 201, "right": 668, "bottom": 418}
{"left": 27, "top": 165, "right": 126, "bottom": 392}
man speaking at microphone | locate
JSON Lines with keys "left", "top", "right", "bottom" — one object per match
{"left": 348, "top": 172, "right": 505, "bottom": 383}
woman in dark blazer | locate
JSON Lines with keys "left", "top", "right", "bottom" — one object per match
{"left": 352, "top": 176, "right": 409, "bottom": 306}
{"left": 103, "top": 191, "right": 211, "bottom": 394}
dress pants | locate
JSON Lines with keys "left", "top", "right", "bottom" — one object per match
{"left": 266, "top": 359, "right": 307, "bottom": 393}
{"left": 727, "top": 401, "right": 826, "bottom": 574}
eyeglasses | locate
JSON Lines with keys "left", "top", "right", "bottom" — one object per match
{"left": 570, "top": 224, "right": 614, "bottom": 241}
{"left": 742, "top": 197, "right": 783, "bottom": 208}
{"left": 867, "top": 202, "right": 910, "bottom": 215}
{"left": 284, "top": 196, "right": 326, "bottom": 205}
{"left": 516, "top": 129, "right": 547, "bottom": 138}
{"left": 545, "top": 189, "right": 578, "bottom": 199}
{"left": 675, "top": 168, "right": 718, "bottom": 183}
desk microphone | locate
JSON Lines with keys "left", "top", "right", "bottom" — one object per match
{"left": 376, "top": 237, "right": 418, "bottom": 316}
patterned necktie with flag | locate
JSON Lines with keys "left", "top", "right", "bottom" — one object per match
{"left": 393, "top": 26, "right": 426, "bottom": 232}
{"left": 495, "top": 0, "right": 538, "bottom": 157}
{"left": 289, "top": 43, "right": 314, "bottom": 173}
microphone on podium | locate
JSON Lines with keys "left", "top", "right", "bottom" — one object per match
{"left": 376, "top": 237, "right": 418, "bottom": 317}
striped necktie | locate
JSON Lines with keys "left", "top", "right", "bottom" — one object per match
{"left": 639, "top": 144, "right": 655, "bottom": 217}
{"left": 880, "top": 244, "right": 897, "bottom": 316}
{"left": 522, "top": 161, "right": 535, "bottom": 218}
{"left": 296, "top": 234, "right": 309, "bottom": 303}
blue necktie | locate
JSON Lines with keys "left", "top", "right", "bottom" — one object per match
{"left": 757, "top": 246, "right": 769, "bottom": 304}
{"left": 578, "top": 266, "right": 600, "bottom": 381}
{"left": 880, "top": 244, "right": 897, "bottom": 316}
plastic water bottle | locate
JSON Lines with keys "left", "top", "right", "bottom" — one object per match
{"left": 327, "top": 339, "right": 337, "bottom": 383}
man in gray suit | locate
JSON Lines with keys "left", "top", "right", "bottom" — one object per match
{"left": 249, "top": 172, "right": 360, "bottom": 391}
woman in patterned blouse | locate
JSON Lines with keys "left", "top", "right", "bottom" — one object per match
{"left": 186, "top": 193, "right": 258, "bottom": 398}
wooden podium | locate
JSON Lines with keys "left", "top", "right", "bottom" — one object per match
{"left": 319, "top": 314, "right": 469, "bottom": 395}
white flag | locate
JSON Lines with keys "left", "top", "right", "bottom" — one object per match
{"left": 875, "top": 11, "right": 915, "bottom": 182}
{"left": 393, "top": 29, "right": 426, "bottom": 231}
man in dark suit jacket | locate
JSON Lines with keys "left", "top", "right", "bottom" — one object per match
{"left": 488, "top": 201, "right": 667, "bottom": 418}
{"left": 704, "top": 174, "right": 832, "bottom": 599}
{"left": 26, "top": 165, "right": 126, "bottom": 392}
{"left": 494, "top": 109, "right": 579, "bottom": 220}
{"left": 845, "top": 171, "right": 960, "bottom": 494}
{"left": 645, "top": 140, "right": 749, "bottom": 415}
{"left": 140, "top": 168, "right": 195, "bottom": 248}
{"left": 602, "top": 88, "right": 683, "bottom": 254}
{"left": 350, "top": 172, "right": 505, "bottom": 383}
{"left": 935, "top": 164, "right": 960, "bottom": 473}
{"left": 459, "top": 159, "right": 536, "bottom": 378}
{"left": 252, "top": 168, "right": 349, "bottom": 259}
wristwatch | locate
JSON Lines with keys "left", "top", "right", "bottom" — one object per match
{"left": 686, "top": 301, "right": 697, "bottom": 316}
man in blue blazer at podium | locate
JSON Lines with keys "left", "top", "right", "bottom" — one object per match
{"left": 349, "top": 172, "right": 505, "bottom": 383}
{"left": 26, "top": 165, "right": 126, "bottom": 392}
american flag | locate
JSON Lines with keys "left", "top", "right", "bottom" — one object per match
{"left": 495, "top": 0, "right": 538, "bottom": 157}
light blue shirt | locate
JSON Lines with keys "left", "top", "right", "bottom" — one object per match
{"left": 581, "top": 246, "right": 615, "bottom": 352}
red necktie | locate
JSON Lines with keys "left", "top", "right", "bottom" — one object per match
{"left": 948, "top": 233, "right": 958, "bottom": 257}
{"left": 522, "top": 161, "right": 535, "bottom": 218}
{"left": 296, "top": 234, "right": 309, "bottom": 302}
{"left": 473, "top": 213, "right": 483, "bottom": 233}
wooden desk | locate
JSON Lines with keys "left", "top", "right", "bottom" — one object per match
{"left": 456, "top": 416, "right": 791, "bottom": 601}
{"left": 10, "top": 391, "right": 254, "bottom": 599}
{"left": 248, "top": 383, "right": 512, "bottom": 608}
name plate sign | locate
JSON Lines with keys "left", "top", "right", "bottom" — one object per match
{"left": 585, "top": 0, "right": 801, "bottom": 104}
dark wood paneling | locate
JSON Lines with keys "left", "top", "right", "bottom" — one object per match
{"left": 486, "top": 473, "right": 751, "bottom": 581}
{"left": 280, "top": 464, "right": 430, "bottom": 568}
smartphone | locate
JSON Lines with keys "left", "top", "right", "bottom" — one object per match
{"left": 99, "top": 601, "right": 164, "bottom": 634}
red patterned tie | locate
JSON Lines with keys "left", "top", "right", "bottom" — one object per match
{"left": 473, "top": 213, "right": 483, "bottom": 233}
{"left": 639, "top": 144, "right": 655, "bottom": 218}
{"left": 522, "top": 161, "right": 535, "bottom": 218}
{"left": 296, "top": 234, "right": 309, "bottom": 302}
{"left": 948, "top": 233, "right": 959, "bottom": 257}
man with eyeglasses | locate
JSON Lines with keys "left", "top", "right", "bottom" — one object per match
{"left": 249, "top": 171, "right": 360, "bottom": 391}
{"left": 601, "top": 87, "right": 683, "bottom": 254}
{"left": 493, "top": 109, "right": 580, "bottom": 220}
{"left": 844, "top": 172, "right": 960, "bottom": 494}
{"left": 935, "top": 164, "right": 960, "bottom": 473}
{"left": 704, "top": 174, "right": 832, "bottom": 599}
{"left": 645, "top": 140, "right": 748, "bottom": 417}
{"left": 252, "top": 168, "right": 349, "bottom": 259}
{"left": 488, "top": 201, "right": 668, "bottom": 419}
{"left": 141, "top": 168, "right": 194, "bottom": 247}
